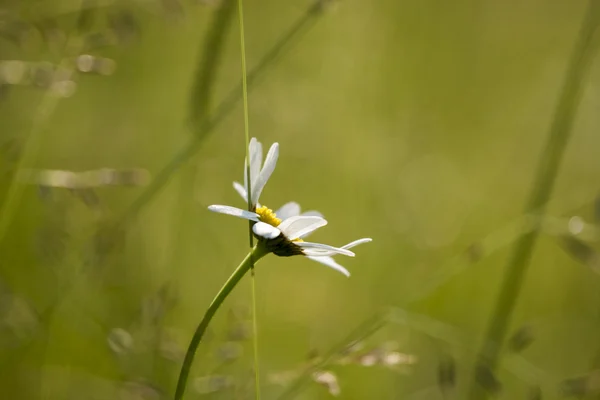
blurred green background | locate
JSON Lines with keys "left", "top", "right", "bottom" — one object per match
{"left": 1, "top": 0, "right": 600, "bottom": 398}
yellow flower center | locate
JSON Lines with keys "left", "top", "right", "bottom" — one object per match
{"left": 254, "top": 205, "right": 303, "bottom": 243}
{"left": 255, "top": 205, "right": 282, "bottom": 227}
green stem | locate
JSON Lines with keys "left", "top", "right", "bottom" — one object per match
{"left": 174, "top": 245, "right": 268, "bottom": 400}
{"left": 250, "top": 272, "right": 261, "bottom": 393}
{"left": 235, "top": 0, "right": 261, "bottom": 397}
{"left": 468, "top": 2, "right": 600, "bottom": 398}
{"left": 238, "top": 0, "right": 254, "bottom": 245}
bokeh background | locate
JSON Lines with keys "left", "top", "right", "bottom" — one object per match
{"left": 1, "top": 0, "right": 600, "bottom": 398}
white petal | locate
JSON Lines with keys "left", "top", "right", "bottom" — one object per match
{"left": 300, "top": 210, "right": 324, "bottom": 239}
{"left": 251, "top": 142, "right": 279, "bottom": 204}
{"left": 233, "top": 181, "right": 248, "bottom": 202}
{"left": 342, "top": 238, "right": 372, "bottom": 250}
{"left": 301, "top": 210, "right": 323, "bottom": 218}
{"left": 243, "top": 157, "right": 248, "bottom": 191}
{"left": 278, "top": 216, "right": 326, "bottom": 240}
{"left": 301, "top": 249, "right": 352, "bottom": 257}
{"left": 275, "top": 202, "right": 301, "bottom": 220}
{"left": 208, "top": 205, "right": 259, "bottom": 221}
{"left": 296, "top": 241, "right": 355, "bottom": 257}
{"left": 308, "top": 256, "right": 350, "bottom": 277}
{"left": 252, "top": 221, "right": 281, "bottom": 239}
{"left": 249, "top": 138, "right": 263, "bottom": 188}
{"left": 298, "top": 210, "right": 323, "bottom": 238}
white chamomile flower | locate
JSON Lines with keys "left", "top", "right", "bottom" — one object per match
{"left": 208, "top": 138, "right": 372, "bottom": 277}
{"left": 207, "top": 204, "right": 359, "bottom": 276}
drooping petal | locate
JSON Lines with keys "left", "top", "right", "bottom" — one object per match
{"left": 307, "top": 255, "right": 350, "bottom": 277}
{"left": 233, "top": 181, "right": 248, "bottom": 202}
{"left": 275, "top": 202, "right": 301, "bottom": 220}
{"left": 301, "top": 249, "right": 353, "bottom": 257}
{"left": 251, "top": 142, "right": 279, "bottom": 204}
{"left": 296, "top": 241, "right": 355, "bottom": 257}
{"left": 278, "top": 216, "right": 327, "bottom": 240}
{"left": 252, "top": 221, "right": 281, "bottom": 239}
{"left": 208, "top": 205, "right": 259, "bottom": 221}
{"left": 341, "top": 238, "right": 373, "bottom": 249}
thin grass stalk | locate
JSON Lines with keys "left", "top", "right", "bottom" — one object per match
{"left": 468, "top": 2, "right": 600, "bottom": 398}
{"left": 234, "top": 0, "right": 261, "bottom": 397}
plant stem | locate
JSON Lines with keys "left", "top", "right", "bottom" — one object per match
{"left": 468, "top": 2, "right": 600, "bottom": 398}
{"left": 237, "top": 0, "right": 252, "bottom": 212}
{"left": 235, "top": 0, "right": 261, "bottom": 397}
{"left": 238, "top": 0, "right": 254, "bottom": 246}
{"left": 174, "top": 245, "right": 267, "bottom": 400}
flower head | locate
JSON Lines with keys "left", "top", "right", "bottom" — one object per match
{"left": 208, "top": 138, "right": 371, "bottom": 277}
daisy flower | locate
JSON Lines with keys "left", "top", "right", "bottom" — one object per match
{"left": 208, "top": 138, "right": 371, "bottom": 277}
{"left": 231, "top": 138, "right": 371, "bottom": 276}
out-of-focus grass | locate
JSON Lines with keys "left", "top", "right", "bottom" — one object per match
{"left": 1, "top": 0, "right": 600, "bottom": 399}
